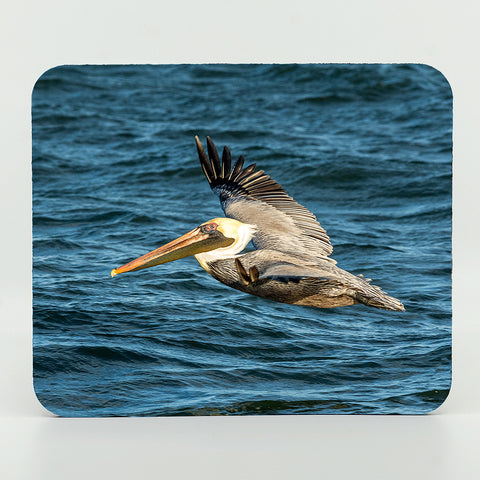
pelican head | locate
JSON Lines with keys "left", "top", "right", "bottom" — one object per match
{"left": 111, "top": 218, "right": 255, "bottom": 277}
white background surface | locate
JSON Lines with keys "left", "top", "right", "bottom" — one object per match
{"left": 1, "top": 1, "right": 479, "bottom": 478}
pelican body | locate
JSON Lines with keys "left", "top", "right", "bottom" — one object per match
{"left": 112, "top": 137, "right": 405, "bottom": 311}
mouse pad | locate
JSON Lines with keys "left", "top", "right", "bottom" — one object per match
{"left": 32, "top": 64, "right": 452, "bottom": 416}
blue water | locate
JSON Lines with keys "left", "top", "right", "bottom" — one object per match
{"left": 32, "top": 64, "right": 452, "bottom": 416}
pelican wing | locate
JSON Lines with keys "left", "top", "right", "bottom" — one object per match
{"left": 195, "top": 136, "right": 333, "bottom": 258}
{"left": 259, "top": 262, "right": 341, "bottom": 284}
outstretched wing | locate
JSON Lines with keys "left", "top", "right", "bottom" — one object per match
{"left": 195, "top": 136, "right": 333, "bottom": 259}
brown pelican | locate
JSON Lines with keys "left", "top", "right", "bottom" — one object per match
{"left": 111, "top": 137, "right": 405, "bottom": 311}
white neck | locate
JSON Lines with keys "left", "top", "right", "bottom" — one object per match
{"left": 194, "top": 224, "right": 256, "bottom": 271}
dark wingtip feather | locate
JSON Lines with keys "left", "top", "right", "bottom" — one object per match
{"left": 230, "top": 155, "right": 245, "bottom": 180}
{"left": 221, "top": 146, "right": 231, "bottom": 180}
{"left": 195, "top": 136, "right": 213, "bottom": 184}
{"left": 235, "top": 163, "right": 257, "bottom": 184}
{"left": 206, "top": 136, "right": 221, "bottom": 179}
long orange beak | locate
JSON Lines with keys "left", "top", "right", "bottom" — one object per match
{"left": 111, "top": 227, "right": 232, "bottom": 277}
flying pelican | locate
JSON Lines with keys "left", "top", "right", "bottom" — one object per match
{"left": 111, "top": 137, "right": 405, "bottom": 311}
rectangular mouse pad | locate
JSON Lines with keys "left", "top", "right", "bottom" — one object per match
{"left": 32, "top": 64, "right": 452, "bottom": 416}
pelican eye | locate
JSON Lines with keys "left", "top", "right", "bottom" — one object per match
{"left": 203, "top": 222, "right": 218, "bottom": 232}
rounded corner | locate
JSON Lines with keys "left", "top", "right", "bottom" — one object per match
{"left": 31, "top": 64, "right": 72, "bottom": 98}
{"left": 425, "top": 381, "right": 453, "bottom": 415}
{"left": 415, "top": 63, "right": 453, "bottom": 99}
{"left": 32, "top": 378, "right": 61, "bottom": 417}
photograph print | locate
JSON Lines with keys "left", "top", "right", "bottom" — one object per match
{"left": 32, "top": 64, "right": 451, "bottom": 416}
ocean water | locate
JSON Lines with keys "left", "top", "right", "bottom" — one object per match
{"left": 32, "top": 64, "right": 452, "bottom": 416}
